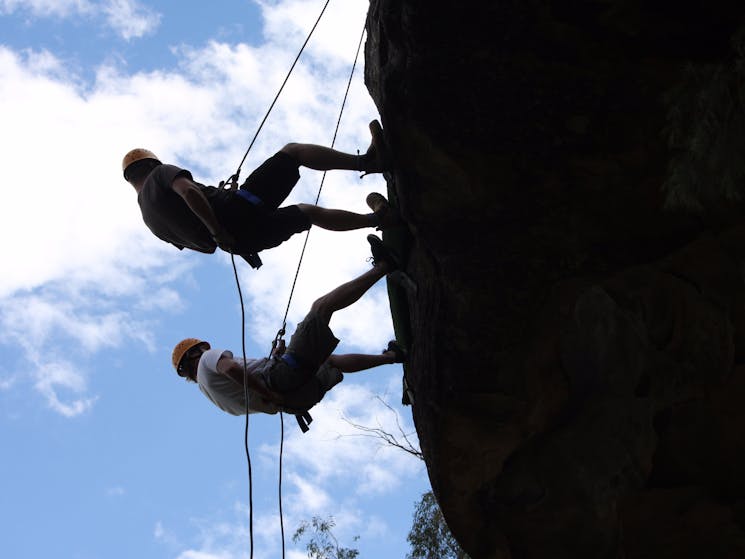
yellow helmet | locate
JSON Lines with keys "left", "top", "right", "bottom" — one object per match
{"left": 172, "top": 338, "right": 205, "bottom": 372}
{"left": 122, "top": 148, "right": 161, "bottom": 178}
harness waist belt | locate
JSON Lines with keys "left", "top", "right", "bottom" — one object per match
{"left": 281, "top": 352, "right": 301, "bottom": 368}
{"left": 280, "top": 352, "right": 315, "bottom": 370}
{"left": 236, "top": 189, "right": 264, "bottom": 206}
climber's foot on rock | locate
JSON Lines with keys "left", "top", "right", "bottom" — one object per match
{"left": 366, "top": 192, "right": 402, "bottom": 230}
{"left": 367, "top": 234, "right": 400, "bottom": 270}
{"left": 360, "top": 120, "right": 391, "bottom": 176}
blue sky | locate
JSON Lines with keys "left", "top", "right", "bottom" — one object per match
{"left": 0, "top": 1, "right": 430, "bottom": 558}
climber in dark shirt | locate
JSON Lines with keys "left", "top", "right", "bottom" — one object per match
{"left": 122, "top": 120, "right": 399, "bottom": 267}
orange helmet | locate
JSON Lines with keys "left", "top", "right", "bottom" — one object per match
{"left": 172, "top": 338, "right": 205, "bottom": 372}
{"left": 122, "top": 148, "right": 161, "bottom": 178}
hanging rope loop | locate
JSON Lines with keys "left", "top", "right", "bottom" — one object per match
{"left": 230, "top": 252, "right": 255, "bottom": 559}
{"left": 276, "top": 24, "right": 367, "bottom": 331}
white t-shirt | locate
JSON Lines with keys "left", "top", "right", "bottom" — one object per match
{"left": 196, "top": 348, "right": 278, "bottom": 415}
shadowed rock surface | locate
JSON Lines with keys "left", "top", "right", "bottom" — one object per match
{"left": 364, "top": 2, "right": 745, "bottom": 557}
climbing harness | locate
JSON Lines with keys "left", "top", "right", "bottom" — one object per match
{"left": 221, "top": 2, "right": 367, "bottom": 557}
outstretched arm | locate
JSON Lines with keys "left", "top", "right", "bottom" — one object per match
{"left": 216, "top": 355, "right": 283, "bottom": 404}
{"left": 171, "top": 176, "right": 237, "bottom": 251}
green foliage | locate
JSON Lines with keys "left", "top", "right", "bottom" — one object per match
{"left": 663, "top": 27, "right": 745, "bottom": 212}
{"left": 292, "top": 516, "right": 359, "bottom": 559}
{"left": 407, "top": 491, "right": 469, "bottom": 559}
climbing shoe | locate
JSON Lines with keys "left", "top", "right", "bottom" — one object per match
{"left": 384, "top": 340, "right": 407, "bottom": 363}
{"left": 359, "top": 119, "right": 391, "bottom": 175}
{"left": 366, "top": 192, "right": 402, "bottom": 230}
{"left": 367, "top": 234, "right": 400, "bottom": 270}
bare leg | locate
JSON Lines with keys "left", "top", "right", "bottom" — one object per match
{"left": 310, "top": 264, "right": 390, "bottom": 324}
{"left": 279, "top": 120, "right": 388, "bottom": 173}
{"left": 327, "top": 351, "right": 397, "bottom": 372}
{"left": 297, "top": 203, "right": 376, "bottom": 231}
{"left": 281, "top": 143, "right": 360, "bottom": 171}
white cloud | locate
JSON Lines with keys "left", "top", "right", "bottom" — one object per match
{"left": 0, "top": 46, "right": 189, "bottom": 413}
{"left": 287, "top": 472, "right": 331, "bottom": 511}
{"left": 154, "top": 520, "right": 182, "bottom": 549}
{"left": 0, "top": 0, "right": 93, "bottom": 18}
{"left": 259, "top": 0, "right": 369, "bottom": 70}
{"left": 275, "top": 383, "right": 423, "bottom": 494}
{"left": 169, "top": 510, "right": 256, "bottom": 559}
{"left": 1, "top": 293, "right": 153, "bottom": 353}
{"left": 0, "top": 47, "right": 187, "bottom": 298}
{"left": 0, "top": 0, "right": 159, "bottom": 39}
{"left": 102, "top": 0, "right": 160, "bottom": 40}
{"left": 361, "top": 515, "right": 388, "bottom": 539}
{"left": 0, "top": 235, "right": 180, "bottom": 414}
{"left": 0, "top": 374, "right": 18, "bottom": 390}
{"left": 32, "top": 358, "right": 98, "bottom": 416}
{"left": 106, "top": 486, "right": 125, "bottom": 496}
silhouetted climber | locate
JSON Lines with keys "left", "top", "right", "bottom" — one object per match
{"left": 122, "top": 120, "right": 397, "bottom": 268}
{"left": 171, "top": 235, "right": 405, "bottom": 418}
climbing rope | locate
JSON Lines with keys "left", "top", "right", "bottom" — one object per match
{"left": 226, "top": 3, "right": 333, "bottom": 557}
{"left": 272, "top": 20, "right": 365, "bottom": 559}
{"left": 221, "top": 0, "right": 332, "bottom": 190}
{"left": 272, "top": 23, "right": 367, "bottom": 347}
{"left": 230, "top": 253, "right": 254, "bottom": 559}
{"left": 222, "top": 2, "right": 367, "bottom": 558}
{"left": 279, "top": 411, "right": 286, "bottom": 558}
{"left": 272, "top": 21, "right": 365, "bottom": 558}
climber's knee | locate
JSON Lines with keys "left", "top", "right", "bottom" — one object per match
{"left": 280, "top": 143, "right": 302, "bottom": 160}
{"left": 309, "top": 295, "right": 333, "bottom": 325}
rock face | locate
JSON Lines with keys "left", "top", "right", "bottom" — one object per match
{"left": 364, "top": 2, "right": 745, "bottom": 558}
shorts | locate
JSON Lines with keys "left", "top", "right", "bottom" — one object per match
{"left": 241, "top": 151, "right": 300, "bottom": 210}
{"left": 266, "top": 360, "right": 343, "bottom": 412}
{"left": 217, "top": 151, "right": 312, "bottom": 252}
{"left": 263, "top": 311, "right": 342, "bottom": 410}
{"left": 238, "top": 204, "right": 311, "bottom": 253}
{"left": 287, "top": 312, "right": 340, "bottom": 370}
